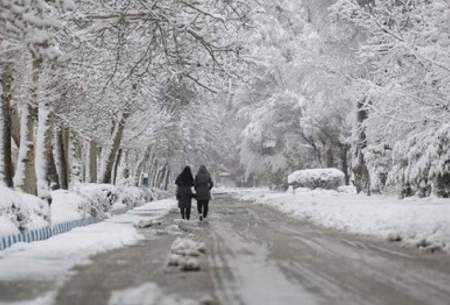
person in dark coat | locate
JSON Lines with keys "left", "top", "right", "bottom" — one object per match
{"left": 175, "top": 166, "right": 194, "bottom": 220}
{"left": 194, "top": 165, "right": 214, "bottom": 220}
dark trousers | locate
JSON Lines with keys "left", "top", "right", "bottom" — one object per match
{"left": 180, "top": 206, "right": 191, "bottom": 220}
{"left": 197, "top": 200, "right": 209, "bottom": 218}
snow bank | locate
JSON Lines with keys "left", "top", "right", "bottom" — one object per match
{"left": 0, "top": 214, "right": 142, "bottom": 281}
{"left": 0, "top": 186, "right": 49, "bottom": 235}
{"left": 228, "top": 188, "right": 450, "bottom": 253}
{"left": 288, "top": 168, "right": 345, "bottom": 190}
{"left": 51, "top": 189, "right": 90, "bottom": 224}
{"left": 1, "top": 184, "right": 156, "bottom": 248}
{"left": 0, "top": 198, "right": 176, "bottom": 281}
{"left": 70, "top": 184, "right": 154, "bottom": 219}
{"left": 151, "top": 188, "right": 172, "bottom": 200}
{"left": 72, "top": 184, "right": 120, "bottom": 219}
{"left": 0, "top": 185, "right": 153, "bottom": 233}
{"left": 118, "top": 186, "right": 153, "bottom": 209}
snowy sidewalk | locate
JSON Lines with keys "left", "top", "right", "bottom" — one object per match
{"left": 2, "top": 194, "right": 450, "bottom": 305}
{"left": 221, "top": 187, "right": 450, "bottom": 253}
{"left": 0, "top": 198, "right": 176, "bottom": 304}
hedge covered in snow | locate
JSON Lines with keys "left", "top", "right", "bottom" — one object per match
{"left": 288, "top": 168, "right": 345, "bottom": 190}
{"left": 389, "top": 124, "right": 450, "bottom": 198}
{"left": 0, "top": 187, "right": 50, "bottom": 235}
{"left": 0, "top": 184, "right": 155, "bottom": 236}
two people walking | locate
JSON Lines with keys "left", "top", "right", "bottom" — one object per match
{"left": 175, "top": 165, "right": 214, "bottom": 221}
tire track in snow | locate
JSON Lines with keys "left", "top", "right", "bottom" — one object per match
{"left": 210, "top": 196, "right": 450, "bottom": 305}
{"left": 209, "top": 209, "right": 317, "bottom": 305}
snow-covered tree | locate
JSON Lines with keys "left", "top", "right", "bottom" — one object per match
{"left": 332, "top": 0, "right": 450, "bottom": 197}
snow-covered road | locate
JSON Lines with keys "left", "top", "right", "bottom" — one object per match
{"left": 2, "top": 194, "right": 450, "bottom": 305}
{"left": 209, "top": 196, "right": 450, "bottom": 305}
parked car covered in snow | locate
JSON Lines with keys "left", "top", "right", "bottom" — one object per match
{"left": 288, "top": 168, "right": 345, "bottom": 190}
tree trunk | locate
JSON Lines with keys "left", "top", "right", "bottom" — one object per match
{"left": 87, "top": 140, "right": 98, "bottom": 183}
{"left": 163, "top": 164, "right": 170, "bottom": 190}
{"left": 147, "top": 158, "right": 156, "bottom": 188}
{"left": 99, "top": 112, "right": 128, "bottom": 184}
{"left": 112, "top": 148, "right": 122, "bottom": 185}
{"left": 151, "top": 160, "right": 160, "bottom": 188}
{"left": 35, "top": 94, "right": 53, "bottom": 200}
{"left": 14, "top": 103, "right": 36, "bottom": 194}
{"left": 340, "top": 144, "right": 350, "bottom": 185}
{"left": 143, "top": 150, "right": 154, "bottom": 187}
{"left": 54, "top": 127, "right": 69, "bottom": 189}
{"left": 14, "top": 54, "right": 41, "bottom": 194}
{"left": 133, "top": 145, "right": 151, "bottom": 186}
{"left": 48, "top": 144, "right": 60, "bottom": 190}
{"left": 326, "top": 145, "right": 334, "bottom": 168}
{"left": 70, "top": 131, "right": 83, "bottom": 186}
{"left": 157, "top": 165, "right": 165, "bottom": 189}
{"left": 156, "top": 164, "right": 165, "bottom": 189}
{"left": 0, "top": 63, "right": 14, "bottom": 187}
{"left": 10, "top": 105, "right": 20, "bottom": 148}
{"left": 352, "top": 98, "right": 370, "bottom": 194}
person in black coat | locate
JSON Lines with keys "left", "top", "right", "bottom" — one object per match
{"left": 175, "top": 166, "right": 194, "bottom": 220}
{"left": 194, "top": 165, "right": 214, "bottom": 220}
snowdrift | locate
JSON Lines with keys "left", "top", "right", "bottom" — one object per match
{"left": 0, "top": 184, "right": 155, "bottom": 237}
{"left": 0, "top": 186, "right": 49, "bottom": 235}
{"left": 288, "top": 168, "right": 345, "bottom": 190}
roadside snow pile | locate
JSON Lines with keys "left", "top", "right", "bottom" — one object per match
{"left": 0, "top": 212, "right": 143, "bottom": 281}
{"left": 73, "top": 184, "right": 154, "bottom": 218}
{"left": 151, "top": 188, "right": 172, "bottom": 200}
{"left": 288, "top": 168, "right": 345, "bottom": 190}
{"left": 0, "top": 186, "right": 49, "bottom": 235}
{"left": 0, "top": 184, "right": 154, "bottom": 236}
{"left": 109, "top": 282, "right": 198, "bottom": 305}
{"left": 166, "top": 237, "right": 206, "bottom": 271}
{"left": 51, "top": 189, "right": 91, "bottom": 224}
{"left": 171, "top": 237, "right": 206, "bottom": 257}
{"left": 0, "top": 199, "right": 175, "bottom": 281}
{"left": 231, "top": 188, "right": 450, "bottom": 253}
{"left": 52, "top": 184, "right": 153, "bottom": 222}
{"left": 118, "top": 186, "right": 153, "bottom": 209}
{"left": 72, "top": 184, "right": 120, "bottom": 218}
{"left": 134, "top": 219, "right": 162, "bottom": 229}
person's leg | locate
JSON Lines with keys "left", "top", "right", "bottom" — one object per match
{"left": 186, "top": 205, "right": 191, "bottom": 220}
{"left": 180, "top": 208, "right": 185, "bottom": 219}
{"left": 203, "top": 200, "right": 209, "bottom": 218}
{"left": 197, "top": 201, "right": 204, "bottom": 220}
{"left": 197, "top": 200, "right": 202, "bottom": 215}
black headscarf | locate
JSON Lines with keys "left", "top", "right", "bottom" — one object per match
{"left": 195, "top": 165, "right": 211, "bottom": 183}
{"left": 175, "top": 166, "right": 194, "bottom": 186}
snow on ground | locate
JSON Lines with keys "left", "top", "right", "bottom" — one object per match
{"left": 165, "top": 237, "right": 207, "bottom": 272}
{"left": 50, "top": 190, "right": 90, "bottom": 224}
{"left": 109, "top": 282, "right": 198, "bottom": 305}
{"left": 0, "top": 187, "right": 49, "bottom": 235}
{"left": 0, "top": 184, "right": 157, "bottom": 236}
{"left": 222, "top": 187, "right": 450, "bottom": 253}
{"left": 0, "top": 199, "right": 177, "bottom": 281}
{"left": 0, "top": 292, "right": 56, "bottom": 305}
{"left": 170, "top": 237, "right": 206, "bottom": 257}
